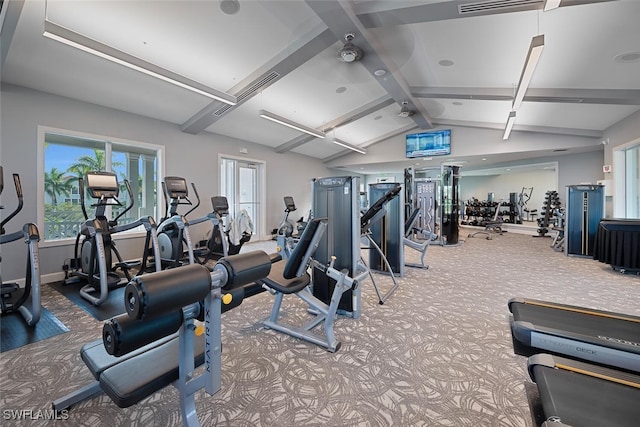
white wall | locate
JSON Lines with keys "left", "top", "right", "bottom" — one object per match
{"left": 0, "top": 83, "right": 335, "bottom": 281}
{"left": 328, "top": 125, "right": 604, "bottom": 171}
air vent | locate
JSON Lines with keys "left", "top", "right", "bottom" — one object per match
{"left": 528, "top": 97, "right": 584, "bottom": 103}
{"left": 213, "top": 71, "right": 280, "bottom": 117}
{"left": 459, "top": 0, "right": 542, "bottom": 14}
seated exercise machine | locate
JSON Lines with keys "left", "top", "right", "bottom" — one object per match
{"left": 66, "top": 171, "right": 161, "bottom": 306}
{"left": 0, "top": 166, "right": 41, "bottom": 326}
{"left": 526, "top": 353, "right": 640, "bottom": 427}
{"left": 360, "top": 184, "right": 402, "bottom": 304}
{"left": 508, "top": 297, "right": 640, "bottom": 373}
{"left": 403, "top": 206, "right": 432, "bottom": 269}
{"left": 52, "top": 251, "right": 273, "bottom": 426}
{"left": 468, "top": 200, "right": 504, "bottom": 240}
{"left": 260, "top": 217, "right": 367, "bottom": 352}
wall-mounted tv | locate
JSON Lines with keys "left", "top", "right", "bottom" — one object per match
{"left": 406, "top": 129, "right": 451, "bottom": 158}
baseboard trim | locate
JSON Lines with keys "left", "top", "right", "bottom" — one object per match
{"left": 4, "top": 271, "right": 66, "bottom": 288}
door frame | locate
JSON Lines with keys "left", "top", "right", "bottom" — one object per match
{"left": 218, "top": 154, "right": 267, "bottom": 240}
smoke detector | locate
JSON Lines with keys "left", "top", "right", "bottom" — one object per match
{"left": 398, "top": 101, "right": 414, "bottom": 118}
{"left": 338, "top": 33, "right": 363, "bottom": 63}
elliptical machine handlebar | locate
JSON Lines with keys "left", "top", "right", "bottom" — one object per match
{"left": 1, "top": 173, "right": 24, "bottom": 234}
{"left": 111, "top": 179, "right": 135, "bottom": 227}
{"left": 184, "top": 182, "right": 201, "bottom": 218}
{"left": 78, "top": 176, "right": 90, "bottom": 221}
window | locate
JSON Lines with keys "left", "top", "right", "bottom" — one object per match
{"left": 613, "top": 138, "right": 640, "bottom": 219}
{"left": 625, "top": 144, "right": 639, "bottom": 218}
{"left": 38, "top": 127, "right": 164, "bottom": 242}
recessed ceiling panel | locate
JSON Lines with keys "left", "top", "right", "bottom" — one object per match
{"left": 393, "top": 11, "right": 540, "bottom": 87}
{"left": 206, "top": 97, "right": 306, "bottom": 147}
{"left": 290, "top": 139, "right": 346, "bottom": 159}
{"left": 4, "top": 1, "right": 212, "bottom": 124}
{"left": 44, "top": 0, "right": 322, "bottom": 91}
{"left": 530, "top": 1, "right": 640, "bottom": 89}
{"left": 334, "top": 103, "right": 416, "bottom": 143}
{"left": 257, "top": 42, "right": 388, "bottom": 130}
{"left": 422, "top": 98, "right": 511, "bottom": 124}
{"left": 517, "top": 103, "right": 640, "bottom": 131}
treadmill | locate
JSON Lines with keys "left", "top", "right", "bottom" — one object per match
{"left": 509, "top": 297, "right": 640, "bottom": 373}
{"left": 527, "top": 353, "right": 640, "bottom": 427}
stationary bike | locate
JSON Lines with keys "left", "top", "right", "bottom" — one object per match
{"left": 276, "top": 196, "right": 297, "bottom": 237}
{"left": 66, "top": 171, "right": 161, "bottom": 306}
{"left": 0, "top": 166, "right": 41, "bottom": 326}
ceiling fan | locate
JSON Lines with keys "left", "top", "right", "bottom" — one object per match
{"left": 338, "top": 33, "right": 364, "bottom": 63}
{"left": 398, "top": 101, "right": 414, "bottom": 118}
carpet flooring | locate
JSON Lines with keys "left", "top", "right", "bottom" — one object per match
{"left": 1, "top": 227, "right": 638, "bottom": 426}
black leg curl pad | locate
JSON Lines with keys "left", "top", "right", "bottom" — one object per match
{"left": 125, "top": 264, "right": 212, "bottom": 320}
{"left": 103, "top": 311, "right": 183, "bottom": 357}
{"left": 216, "top": 251, "right": 272, "bottom": 290}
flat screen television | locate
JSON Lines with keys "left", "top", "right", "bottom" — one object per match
{"left": 406, "top": 129, "right": 451, "bottom": 158}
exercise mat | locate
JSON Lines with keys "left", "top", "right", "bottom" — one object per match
{"left": 1, "top": 307, "right": 69, "bottom": 353}
{"left": 50, "top": 281, "right": 126, "bottom": 321}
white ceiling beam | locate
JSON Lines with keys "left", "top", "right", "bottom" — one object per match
{"left": 431, "top": 118, "right": 603, "bottom": 138}
{"left": 412, "top": 87, "right": 640, "bottom": 105}
{"left": 356, "top": 0, "right": 618, "bottom": 28}
{"left": 305, "top": 0, "right": 434, "bottom": 130}
{"left": 1, "top": 0, "right": 25, "bottom": 71}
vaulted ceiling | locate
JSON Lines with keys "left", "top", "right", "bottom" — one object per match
{"left": 2, "top": 0, "right": 639, "bottom": 174}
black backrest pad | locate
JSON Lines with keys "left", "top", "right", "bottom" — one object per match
{"left": 283, "top": 218, "right": 323, "bottom": 280}
{"left": 361, "top": 184, "right": 401, "bottom": 228}
{"left": 405, "top": 208, "right": 421, "bottom": 236}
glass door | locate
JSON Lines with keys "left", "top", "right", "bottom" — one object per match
{"left": 220, "top": 157, "right": 263, "bottom": 237}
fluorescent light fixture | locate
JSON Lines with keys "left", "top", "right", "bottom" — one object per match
{"left": 512, "top": 34, "right": 545, "bottom": 110}
{"left": 332, "top": 138, "right": 366, "bottom": 154}
{"left": 543, "top": 0, "right": 561, "bottom": 11}
{"left": 43, "top": 20, "right": 237, "bottom": 105}
{"left": 503, "top": 111, "right": 516, "bottom": 140}
{"left": 258, "top": 110, "right": 325, "bottom": 139}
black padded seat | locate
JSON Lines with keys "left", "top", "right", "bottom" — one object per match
{"left": 259, "top": 261, "right": 310, "bottom": 294}
{"left": 99, "top": 334, "right": 205, "bottom": 408}
{"left": 81, "top": 333, "right": 177, "bottom": 381}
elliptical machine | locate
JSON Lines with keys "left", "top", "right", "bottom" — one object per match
{"left": 156, "top": 176, "right": 239, "bottom": 267}
{"left": 156, "top": 176, "right": 201, "bottom": 267}
{"left": 0, "top": 166, "right": 41, "bottom": 326}
{"left": 66, "top": 171, "right": 161, "bottom": 306}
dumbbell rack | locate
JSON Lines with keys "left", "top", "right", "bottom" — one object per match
{"left": 534, "top": 190, "right": 561, "bottom": 237}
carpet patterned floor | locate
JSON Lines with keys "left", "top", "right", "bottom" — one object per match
{"left": 1, "top": 227, "right": 638, "bottom": 426}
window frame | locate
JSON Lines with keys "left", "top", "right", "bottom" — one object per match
{"left": 37, "top": 125, "right": 165, "bottom": 247}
